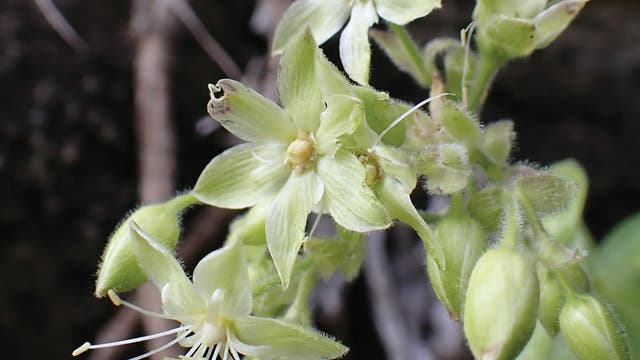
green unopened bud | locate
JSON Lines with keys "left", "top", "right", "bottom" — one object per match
{"left": 517, "top": 172, "right": 578, "bottom": 215}
{"left": 537, "top": 264, "right": 564, "bottom": 335}
{"left": 427, "top": 214, "right": 486, "bottom": 319}
{"left": 440, "top": 101, "right": 482, "bottom": 146}
{"left": 468, "top": 186, "right": 504, "bottom": 232}
{"left": 474, "top": 0, "right": 587, "bottom": 61}
{"left": 559, "top": 294, "right": 630, "bottom": 360}
{"left": 481, "top": 120, "right": 515, "bottom": 166}
{"left": 95, "top": 193, "right": 196, "bottom": 297}
{"left": 482, "top": 16, "right": 537, "bottom": 60}
{"left": 464, "top": 247, "right": 539, "bottom": 360}
{"left": 419, "top": 143, "right": 471, "bottom": 194}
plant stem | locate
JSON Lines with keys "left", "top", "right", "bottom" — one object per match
{"left": 388, "top": 23, "right": 430, "bottom": 85}
{"left": 466, "top": 50, "right": 504, "bottom": 113}
{"left": 500, "top": 192, "right": 520, "bottom": 248}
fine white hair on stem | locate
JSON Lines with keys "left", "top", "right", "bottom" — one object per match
{"left": 375, "top": 93, "right": 453, "bottom": 144}
{"left": 461, "top": 22, "right": 477, "bottom": 106}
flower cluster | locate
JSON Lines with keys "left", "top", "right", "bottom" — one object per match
{"left": 75, "top": 0, "right": 632, "bottom": 359}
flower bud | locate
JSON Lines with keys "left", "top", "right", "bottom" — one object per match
{"left": 427, "top": 214, "right": 486, "bottom": 319}
{"left": 516, "top": 172, "right": 578, "bottom": 216}
{"left": 95, "top": 193, "right": 196, "bottom": 297}
{"left": 440, "top": 101, "right": 482, "bottom": 147}
{"left": 418, "top": 143, "right": 471, "bottom": 194}
{"left": 480, "top": 120, "right": 515, "bottom": 166}
{"left": 559, "top": 294, "right": 630, "bottom": 360}
{"left": 464, "top": 247, "right": 539, "bottom": 360}
{"left": 468, "top": 186, "right": 504, "bottom": 232}
{"left": 537, "top": 263, "right": 564, "bottom": 336}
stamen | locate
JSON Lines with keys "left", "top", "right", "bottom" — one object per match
{"left": 308, "top": 213, "right": 323, "bottom": 239}
{"left": 129, "top": 330, "right": 191, "bottom": 360}
{"left": 461, "top": 22, "right": 477, "bottom": 106}
{"left": 185, "top": 341, "right": 202, "bottom": 357}
{"left": 107, "top": 289, "right": 174, "bottom": 320}
{"left": 375, "top": 93, "right": 452, "bottom": 144}
{"left": 222, "top": 341, "right": 230, "bottom": 360}
{"left": 72, "top": 325, "right": 191, "bottom": 356}
{"left": 212, "top": 343, "right": 221, "bottom": 360}
{"left": 230, "top": 348, "right": 241, "bottom": 360}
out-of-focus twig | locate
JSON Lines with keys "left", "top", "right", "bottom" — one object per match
{"left": 166, "top": 0, "right": 242, "bottom": 79}
{"left": 32, "top": 0, "right": 87, "bottom": 53}
{"left": 131, "top": 0, "right": 180, "bottom": 357}
{"left": 365, "top": 231, "right": 435, "bottom": 360}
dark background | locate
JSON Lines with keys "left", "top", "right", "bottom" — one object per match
{"left": 1, "top": 0, "right": 639, "bottom": 358}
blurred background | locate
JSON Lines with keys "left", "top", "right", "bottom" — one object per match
{"left": 1, "top": 0, "right": 639, "bottom": 359}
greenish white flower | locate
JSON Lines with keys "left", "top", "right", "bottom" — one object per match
{"left": 73, "top": 222, "right": 348, "bottom": 360}
{"left": 193, "top": 30, "right": 390, "bottom": 288}
{"left": 272, "top": 0, "right": 441, "bottom": 84}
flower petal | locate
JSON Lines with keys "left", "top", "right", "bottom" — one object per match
{"left": 208, "top": 79, "right": 295, "bottom": 143}
{"left": 161, "top": 281, "right": 206, "bottom": 323}
{"left": 317, "top": 149, "right": 391, "bottom": 231}
{"left": 278, "top": 29, "right": 324, "bottom": 132}
{"left": 371, "top": 144, "right": 416, "bottom": 192}
{"left": 374, "top": 0, "right": 440, "bottom": 25}
{"left": 129, "top": 221, "right": 189, "bottom": 290}
{"left": 272, "top": 0, "right": 351, "bottom": 54}
{"left": 339, "top": 1, "right": 378, "bottom": 85}
{"left": 316, "top": 95, "right": 363, "bottom": 155}
{"left": 193, "top": 142, "right": 289, "bottom": 209}
{"left": 377, "top": 177, "right": 445, "bottom": 269}
{"left": 267, "top": 170, "right": 324, "bottom": 288}
{"left": 192, "top": 242, "right": 252, "bottom": 318}
{"left": 230, "top": 316, "right": 348, "bottom": 360}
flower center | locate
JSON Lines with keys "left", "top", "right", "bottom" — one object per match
{"left": 358, "top": 154, "right": 384, "bottom": 186}
{"left": 286, "top": 132, "right": 317, "bottom": 173}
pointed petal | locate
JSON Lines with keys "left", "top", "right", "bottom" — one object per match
{"left": 129, "top": 221, "right": 189, "bottom": 290}
{"left": 278, "top": 29, "right": 324, "bottom": 132}
{"left": 316, "top": 95, "right": 363, "bottom": 155}
{"left": 230, "top": 316, "right": 348, "bottom": 360}
{"left": 267, "top": 171, "right": 324, "bottom": 288}
{"left": 316, "top": 49, "right": 353, "bottom": 97}
{"left": 533, "top": 0, "right": 587, "bottom": 49}
{"left": 317, "top": 149, "right": 391, "bottom": 231}
{"left": 208, "top": 80, "right": 295, "bottom": 143}
{"left": 377, "top": 177, "right": 445, "bottom": 269}
{"left": 272, "top": 0, "right": 351, "bottom": 54}
{"left": 339, "top": 2, "right": 378, "bottom": 85}
{"left": 193, "top": 142, "right": 289, "bottom": 209}
{"left": 192, "top": 242, "right": 252, "bottom": 318}
{"left": 374, "top": 0, "right": 441, "bottom": 25}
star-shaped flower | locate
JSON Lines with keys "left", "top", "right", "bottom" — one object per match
{"left": 193, "top": 30, "right": 390, "bottom": 287}
{"left": 272, "top": 0, "right": 441, "bottom": 84}
{"left": 73, "top": 222, "right": 348, "bottom": 360}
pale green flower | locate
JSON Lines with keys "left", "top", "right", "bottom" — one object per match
{"left": 73, "top": 222, "right": 348, "bottom": 360}
{"left": 193, "top": 30, "right": 390, "bottom": 287}
{"left": 272, "top": 0, "right": 441, "bottom": 84}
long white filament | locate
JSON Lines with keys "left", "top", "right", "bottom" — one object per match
{"left": 129, "top": 330, "right": 191, "bottom": 360}
{"left": 73, "top": 325, "right": 191, "bottom": 355}
{"left": 375, "top": 93, "right": 452, "bottom": 144}
{"left": 108, "top": 290, "right": 175, "bottom": 320}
